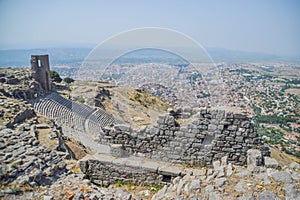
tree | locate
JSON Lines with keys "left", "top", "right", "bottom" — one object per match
{"left": 63, "top": 77, "right": 74, "bottom": 84}
{"left": 50, "top": 70, "right": 62, "bottom": 83}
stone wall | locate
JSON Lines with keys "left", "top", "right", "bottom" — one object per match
{"left": 79, "top": 154, "right": 184, "bottom": 187}
{"left": 100, "top": 108, "right": 269, "bottom": 167}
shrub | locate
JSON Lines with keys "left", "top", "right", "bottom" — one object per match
{"left": 77, "top": 96, "right": 85, "bottom": 103}
{"left": 149, "top": 183, "right": 163, "bottom": 192}
{"left": 63, "top": 77, "right": 74, "bottom": 84}
{"left": 115, "top": 180, "right": 123, "bottom": 187}
{"left": 50, "top": 70, "right": 62, "bottom": 82}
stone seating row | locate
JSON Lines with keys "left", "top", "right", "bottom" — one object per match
{"left": 34, "top": 93, "right": 116, "bottom": 134}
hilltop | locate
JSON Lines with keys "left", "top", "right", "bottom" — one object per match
{"left": 0, "top": 67, "right": 299, "bottom": 200}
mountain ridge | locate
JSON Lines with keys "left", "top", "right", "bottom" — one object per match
{"left": 0, "top": 47, "right": 299, "bottom": 68}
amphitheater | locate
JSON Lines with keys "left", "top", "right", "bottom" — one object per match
{"left": 34, "top": 92, "right": 115, "bottom": 154}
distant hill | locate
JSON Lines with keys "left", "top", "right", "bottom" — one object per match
{"left": 0, "top": 47, "right": 298, "bottom": 68}
{"left": 0, "top": 48, "right": 91, "bottom": 67}
{"left": 207, "top": 48, "right": 299, "bottom": 63}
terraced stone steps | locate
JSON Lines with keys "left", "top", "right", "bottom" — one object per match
{"left": 34, "top": 93, "right": 115, "bottom": 134}
{"left": 33, "top": 92, "right": 116, "bottom": 153}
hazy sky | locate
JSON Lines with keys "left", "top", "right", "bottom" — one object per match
{"left": 0, "top": 0, "right": 299, "bottom": 56}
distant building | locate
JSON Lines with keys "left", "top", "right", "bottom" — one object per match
{"left": 31, "top": 55, "right": 51, "bottom": 91}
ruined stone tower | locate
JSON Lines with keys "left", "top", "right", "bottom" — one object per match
{"left": 31, "top": 55, "right": 51, "bottom": 91}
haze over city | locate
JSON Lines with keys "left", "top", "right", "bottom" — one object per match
{"left": 1, "top": 0, "right": 300, "bottom": 57}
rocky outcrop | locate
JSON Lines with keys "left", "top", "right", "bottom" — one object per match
{"left": 0, "top": 127, "right": 67, "bottom": 188}
{"left": 12, "top": 109, "right": 36, "bottom": 125}
{"left": 151, "top": 156, "right": 300, "bottom": 200}
{"left": 0, "top": 68, "right": 49, "bottom": 101}
{"left": 0, "top": 97, "right": 36, "bottom": 128}
{"left": 0, "top": 125, "right": 135, "bottom": 200}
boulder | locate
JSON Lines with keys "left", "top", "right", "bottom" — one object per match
{"left": 257, "top": 190, "right": 279, "bottom": 200}
{"left": 289, "top": 162, "right": 300, "bottom": 169}
{"left": 284, "top": 184, "right": 300, "bottom": 200}
{"left": 247, "top": 149, "right": 263, "bottom": 171}
{"left": 264, "top": 157, "right": 279, "bottom": 169}
{"left": 234, "top": 180, "right": 245, "bottom": 192}
{"left": 110, "top": 144, "right": 128, "bottom": 158}
{"left": 271, "top": 171, "right": 293, "bottom": 183}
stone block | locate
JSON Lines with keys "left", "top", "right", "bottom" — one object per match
{"left": 216, "top": 141, "right": 224, "bottom": 147}
{"left": 211, "top": 119, "right": 219, "bottom": 125}
{"left": 165, "top": 115, "right": 175, "bottom": 126}
{"left": 191, "top": 128, "right": 200, "bottom": 134}
{"left": 110, "top": 144, "right": 128, "bottom": 158}
{"left": 227, "top": 125, "right": 237, "bottom": 131}
{"left": 158, "top": 165, "right": 183, "bottom": 176}
{"left": 149, "top": 127, "right": 160, "bottom": 135}
{"left": 217, "top": 125, "right": 224, "bottom": 130}
{"left": 284, "top": 184, "right": 300, "bottom": 200}
{"left": 264, "top": 157, "right": 279, "bottom": 169}
{"left": 213, "top": 160, "right": 221, "bottom": 170}
{"left": 289, "top": 162, "right": 300, "bottom": 169}
{"left": 185, "top": 132, "right": 196, "bottom": 138}
{"left": 180, "top": 112, "right": 191, "bottom": 119}
{"left": 216, "top": 110, "right": 225, "bottom": 120}
{"left": 235, "top": 136, "right": 244, "bottom": 143}
{"left": 114, "top": 124, "right": 131, "bottom": 132}
{"left": 220, "top": 120, "right": 231, "bottom": 125}
{"left": 232, "top": 145, "right": 242, "bottom": 149}
{"left": 248, "top": 132, "right": 257, "bottom": 138}
{"left": 247, "top": 149, "right": 263, "bottom": 171}
{"left": 192, "top": 143, "right": 202, "bottom": 148}
{"left": 208, "top": 124, "right": 217, "bottom": 130}
{"left": 199, "top": 125, "right": 208, "bottom": 130}
{"left": 225, "top": 136, "right": 234, "bottom": 142}
{"left": 180, "top": 127, "right": 188, "bottom": 132}
{"left": 157, "top": 115, "right": 165, "bottom": 124}
{"left": 174, "top": 131, "right": 184, "bottom": 137}
{"left": 233, "top": 113, "right": 247, "bottom": 120}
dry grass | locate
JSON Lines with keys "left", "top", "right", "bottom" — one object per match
{"left": 65, "top": 140, "right": 89, "bottom": 160}
{"left": 36, "top": 128, "right": 57, "bottom": 151}
{"left": 103, "top": 86, "right": 170, "bottom": 128}
{"left": 270, "top": 147, "right": 300, "bottom": 166}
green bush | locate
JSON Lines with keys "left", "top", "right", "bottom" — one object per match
{"left": 149, "top": 183, "right": 163, "bottom": 192}
{"left": 50, "top": 70, "right": 62, "bottom": 82}
{"left": 77, "top": 96, "right": 85, "bottom": 103}
{"left": 63, "top": 77, "right": 74, "bottom": 84}
{"left": 256, "top": 115, "right": 296, "bottom": 124}
{"left": 115, "top": 180, "right": 123, "bottom": 187}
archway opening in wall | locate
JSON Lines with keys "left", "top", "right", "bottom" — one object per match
{"left": 162, "top": 175, "right": 171, "bottom": 183}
